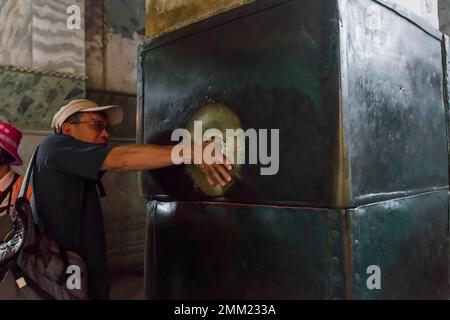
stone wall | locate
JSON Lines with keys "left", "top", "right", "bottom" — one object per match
{"left": 439, "top": 0, "right": 450, "bottom": 35}
{"left": 86, "top": 0, "right": 145, "bottom": 95}
{"left": 0, "top": 0, "right": 87, "bottom": 127}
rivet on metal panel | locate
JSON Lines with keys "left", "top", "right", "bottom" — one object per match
{"left": 354, "top": 239, "right": 360, "bottom": 249}
{"left": 328, "top": 209, "right": 345, "bottom": 299}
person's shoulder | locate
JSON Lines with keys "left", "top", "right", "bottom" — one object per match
{"left": 42, "top": 133, "right": 70, "bottom": 143}
{"left": 41, "top": 133, "right": 76, "bottom": 149}
{"left": 38, "top": 134, "right": 72, "bottom": 159}
{"left": 40, "top": 133, "right": 111, "bottom": 156}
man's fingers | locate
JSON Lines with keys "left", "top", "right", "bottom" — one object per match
{"left": 206, "top": 174, "right": 214, "bottom": 186}
{"left": 209, "top": 166, "right": 226, "bottom": 187}
{"left": 214, "top": 143, "right": 233, "bottom": 171}
{"left": 215, "top": 164, "right": 232, "bottom": 183}
{"left": 196, "top": 140, "right": 233, "bottom": 186}
{"left": 221, "top": 154, "right": 233, "bottom": 171}
{"left": 199, "top": 166, "right": 215, "bottom": 186}
{"left": 204, "top": 170, "right": 215, "bottom": 186}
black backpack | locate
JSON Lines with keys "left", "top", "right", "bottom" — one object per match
{"left": 0, "top": 148, "right": 88, "bottom": 299}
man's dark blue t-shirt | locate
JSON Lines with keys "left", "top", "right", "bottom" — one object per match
{"left": 33, "top": 133, "right": 112, "bottom": 299}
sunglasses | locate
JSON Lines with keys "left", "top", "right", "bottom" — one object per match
{"left": 68, "top": 121, "right": 112, "bottom": 134}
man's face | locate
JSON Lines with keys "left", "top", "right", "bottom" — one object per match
{"left": 63, "top": 111, "right": 111, "bottom": 145}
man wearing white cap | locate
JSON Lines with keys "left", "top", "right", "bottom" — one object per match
{"left": 33, "top": 99, "right": 233, "bottom": 300}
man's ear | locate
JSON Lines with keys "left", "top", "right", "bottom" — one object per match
{"left": 61, "top": 123, "right": 72, "bottom": 135}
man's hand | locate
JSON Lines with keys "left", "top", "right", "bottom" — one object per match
{"left": 194, "top": 140, "right": 233, "bottom": 187}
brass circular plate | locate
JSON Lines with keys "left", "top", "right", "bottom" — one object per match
{"left": 185, "top": 103, "right": 242, "bottom": 196}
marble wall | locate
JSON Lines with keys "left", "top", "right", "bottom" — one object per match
{"left": 100, "top": 168, "right": 146, "bottom": 275}
{"left": 104, "top": 0, "right": 146, "bottom": 94}
{"left": 85, "top": 0, "right": 146, "bottom": 94}
{"left": 0, "top": 69, "right": 85, "bottom": 130}
{"left": 85, "top": 0, "right": 104, "bottom": 90}
{"left": 0, "top": 0, "right": 32, "bottom": 68}
{"left": 32, "top": 0, "right": 85, "bottom": 76}
{"left": 0, "top": 0, "right": 86, "bottom": 75}
{"left": 440, "top": 0, "right": 450, "bottom": 35}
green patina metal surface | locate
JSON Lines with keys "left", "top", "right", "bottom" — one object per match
{"left": 350, "top": 190, "right": 449, "bottom": 299}
{"left": 443, "top": 35, "right": 450, "bottom": 182}
{"left": 139, "top": 0, "right": 340, "bottom": 206}
{"left": 343, "top": 0, "right": 448, "bottom": 204}
{"left": 145, "top": 191, "right": 448, "bottom": 300}
{"left": 0, "top": 69, "right": 85, "bottom": 130}
{"left": 145, "top": 201, "right": 342, "bottom": 299}
{"left": 146, "top": 0, "right": 255, "bottom": 38}
{"left": 140, "top": 0, "right": 450, "bottom": 299}
{"left": 139, "top": 0, "right": 448, "bottom": 207}
{"left": 138, "top": 0, "right": 447, "bottom": 207}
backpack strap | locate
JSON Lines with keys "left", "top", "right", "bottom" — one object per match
{"left": 12, "top": 147, "right": 41, "bottom": 249}
{"left": 0, "top": 173, "right": 20, "bottom": 211}
{"left": 96, "top": 171, "right": 107, "bottom": 198}
{"left": 7, "top": 261, "right": 56, "bottom": 300}
{"left": 16, "top": 147, "right": 44, "bottom": 232}
{"left": 18, "top": 147, "right": 39, "bottom": 199}
{"left": 96, "top": 180, "right": 106, "bottom": 198}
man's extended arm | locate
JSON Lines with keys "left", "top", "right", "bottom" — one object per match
{"left": 101, "top": 144, "right": 232, "bottom": 186}
{"left": 101, "top": 144, "right": 174, "bottom": 171}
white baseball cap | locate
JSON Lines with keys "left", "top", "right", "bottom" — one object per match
{"left": 51, "top": 99, "right": 124, "bottom": 132}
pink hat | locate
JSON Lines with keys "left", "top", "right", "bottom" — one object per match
{"left": 0, "top": 121, "right": 23, "bottom": 166}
